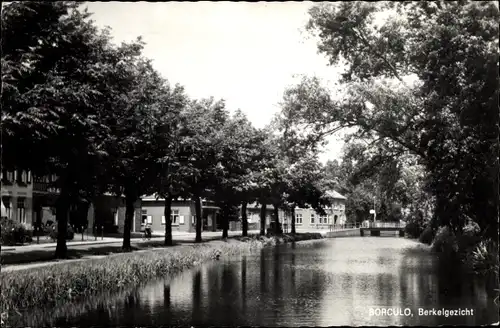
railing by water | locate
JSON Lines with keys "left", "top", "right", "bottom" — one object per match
{"left": 362, "top": 221, "right": 406, "bottom": 229}
{"left": 282, "top": 223, "right": 362, "bottom": 233}
{"left": 277, "top": 221, "right": 407, "bottom": 234}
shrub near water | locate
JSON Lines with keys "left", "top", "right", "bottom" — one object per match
{"left": 404, "top": 210, "right": 427, "bottom": 239}
{"left": 0, "top": 233, "right": 323, "bottom": 322}
{"left": 430, "top": 222, "right": 499, "bottom": 289}
{"left": 418, "top": 226, "right": 434, "bottom": 245}
{"left": 465, "top": 239, "right": 499, "bottom": 277}
{"left": 431, "top": 226, "right": 459, "bottom": 255}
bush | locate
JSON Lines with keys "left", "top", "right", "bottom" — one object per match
{"left": 418, "top": 226, "right": 434, "bottom": 245}
{"left": 404, "top": 210, "right": 427, "bottom": 239}
{"left": 431, "top": 226, "right": 459, "bottom": 256}
{"left": 464, "top": 239, "right": 499, "bottom": 277}
{"left": 457, "top": 220, "right": 482, "bottom": 254}
{"left": 48, "top": 223, "right": 75, "bottom": 241}
{"left": 0, "top": 218, "right": 33, "bottom": 246}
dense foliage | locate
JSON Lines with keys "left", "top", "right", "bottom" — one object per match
{"left": 0, "top": 218, "right": 33, "bottom": 246}
{"left": 1, "top": 2, "right": 332, "bottom": 256}
{"left": 278, "top": 1, "right": 498, "bottom": 241}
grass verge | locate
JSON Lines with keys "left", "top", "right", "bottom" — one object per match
{"left": 0, "top": 233, "right": 322, "bottom": 324}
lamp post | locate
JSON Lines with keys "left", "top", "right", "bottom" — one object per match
{"left": 370, "top": 195, "right": 376, "bottom": 228}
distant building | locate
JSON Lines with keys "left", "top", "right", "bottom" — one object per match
{"left": 1, "top": 169, "right": 140, "bottom": 233}
{"left": 1, "top": 168, "right": 347, "bottom": 236}
{"left": 281, "top": 190, "right": 348, "bottom": 231}
{"left": 137, "top": 190, "right": 347, "bottom": 234}
{"left": 2, "top": 169, "right": 35, "bottom": 228}
{"left": 140, "top": 195, "right": 220, "bottom": 234}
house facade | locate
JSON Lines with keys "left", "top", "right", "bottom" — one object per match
{"left": 1, "top": 169, "right": 140, "bottom": 234}
{"left": 1, "top": 170, "right": 34, "bottom": 227}
{"left": 139, "top": 190, "right": 347, "bottom": 235}
{"left": 139, "top": 197, "right": 276, "bottom": 234}
{"left": 280, "top": 190, "right": 347, "bottom": 231}
{"left": 140, "top": 195, "right": 221, "bottom": 234}
{"left": 1, "top": 168, "right": 347, "bottom": 236}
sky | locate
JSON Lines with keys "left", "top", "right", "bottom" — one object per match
{"left": 83, "top": 2, "right": 348, "bottom": 163}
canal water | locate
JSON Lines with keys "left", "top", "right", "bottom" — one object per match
{"left": 24, "top": 237, "right": 499, "bottom": 326}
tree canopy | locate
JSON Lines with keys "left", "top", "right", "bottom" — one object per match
{"left": 278, "top": 0, "right": 499, "bottom": 238}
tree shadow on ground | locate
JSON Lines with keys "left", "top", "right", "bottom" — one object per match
{"left": 0, "top": 241, "right": 188, "bottom": 266}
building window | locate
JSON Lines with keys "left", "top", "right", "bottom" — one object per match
{"left": 7, "top": 171, "right": 14, "bottom": 182}
{"left": 311, "top": 213, "right": 315, "bottom": 224}
{"left": 295, "top": 213, "right": 303, "bottom": 224}
{"left": 141, "top": 209, "right": 148, "bottom": 226}
{"left": 319, "top": 215, "right": 327, "bottom": 224}
{"left": 192, "top": 216, "right": 196, "bottom": 224}
{"left": 171, "top": 210, "right": 179, "bottom": 225}
{"left": 114, "top": 210, "right": 119, "bottom": 226}
{"left": 2, "top": 197, "right": 11, "bottom": 219}
{"left": 179, "top": 215, "right": 185, "bottom": 224}
{"left": 27, "top": 171, "right": 32, "bottom": 184}
{"left": 162, "top": 210, "right": 180, "bottom": 225}
{"left": 17, "top": 198, "right": 26, "bottom": 224}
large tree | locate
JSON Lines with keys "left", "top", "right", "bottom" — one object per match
{"left": 212, "top": 111, "right": 270, "bottom": 238}
{"left": 284, "top": 153, "right": 328, "bottom": 234}
{"left": 153, "top": 84, "right": 190, "bottom": 246}
{"left": 251, "top": 130, "right": 283, "bottom": 235}
{"left": 2, "top": 2, "right": 141, "bottom": 257}
{"left": 322, "top": 141, "right": 429, "bottom": 224}
{"left": 103, "top": 57, "right": 171, "bottom": 251}
{"left": 279, "top": 1, "right": 499, "bottom": 238}
{"left": 179, "top": 98, "right": 230, "bottom": 242}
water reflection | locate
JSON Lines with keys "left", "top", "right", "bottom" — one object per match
{"left": 15, "top": 237, "right": 499, "bottom": 327}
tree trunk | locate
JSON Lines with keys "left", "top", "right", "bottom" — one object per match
{"left": 260, "top": 203, "right": 267, "bottom": 236}
{"left": 80, "top": 201, "right": 90, "bottom": 230}
{"left": 194, "top": 194, "right": 202, "bottom": 243}
{"left": 273, "top": 204, "right": 280, "bottom": 234}
{"left": 222, "top": 207, "right": 229, "bottom": 239}
{"left": 291, "top": 207, "right": 296, "bottom": 234}
{"left": 122, "top": 191, "right": 135, "bottom": 251}
{"left": 164, "top": 194, "right": 173, "bottom": 246}
{"left": 241, "top": 202, "right": 248, "bottom": 237}
{"left": 55, "top": 192, "right": 70, "bottom": 259}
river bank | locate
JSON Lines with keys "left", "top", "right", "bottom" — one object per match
{"left": 0, "top": 233, "right": 323, "bottom": 324}
{"left": 406, "top": 225, "right": 499, "bottom": 303}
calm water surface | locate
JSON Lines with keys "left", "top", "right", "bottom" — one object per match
{"left": 27, "top": 237, "right": 499, "bottom": 326}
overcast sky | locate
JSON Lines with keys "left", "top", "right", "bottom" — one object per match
{"left": 83, "top": 1, "right": 348, "bottom": 163}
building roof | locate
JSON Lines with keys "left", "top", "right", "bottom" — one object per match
{"left": 325, "top": 190, "right": 347, "bottom": 200}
